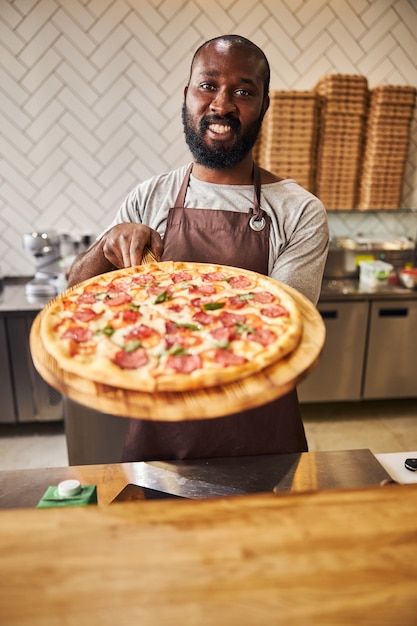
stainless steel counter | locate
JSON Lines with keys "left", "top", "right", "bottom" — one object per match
{"left": 0, "top": 282, "right": 51, "bottom": 314}
{"left": 320, "top": 277, "right": 417, "bottom": 301}
{"left": 0, "top": 449, "right": 392, "bottom": 508}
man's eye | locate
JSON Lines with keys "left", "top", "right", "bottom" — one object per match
{"left": 200, "top": 83, "right": 215, "bottom": 91}
{"left": 236, "top": 89, "right": 250, "bottom": 96}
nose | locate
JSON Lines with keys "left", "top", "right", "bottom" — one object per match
{"left": 209, "top": 88, "right": 236, "bottom": 115}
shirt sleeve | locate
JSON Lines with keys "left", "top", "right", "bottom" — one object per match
{"left": 270, "top": 196, "right": 329, "bottom": 305}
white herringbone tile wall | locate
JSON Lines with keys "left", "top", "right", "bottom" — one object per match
{"left": 1, "top": 0, "right": 417, "bottom": 276}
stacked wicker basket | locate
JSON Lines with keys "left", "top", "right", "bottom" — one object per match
{"left": 255, "top": 91, "right": 319, "bottom": 192}
{"left": 358, "top": 85, "right": 417, "bottom": 210}
{"left": 254, "top": 77, "right": 416, "bottom": 210}
{"left": 313, "top": 74, "right": 369, "bottom": 210}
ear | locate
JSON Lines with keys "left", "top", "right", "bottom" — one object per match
{"left": 261, "top": 95, "right": 270, "bottom": 119}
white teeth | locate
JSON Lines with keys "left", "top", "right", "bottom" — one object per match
{"left": 209, "top": 124, "right": 231, "bottom": 134}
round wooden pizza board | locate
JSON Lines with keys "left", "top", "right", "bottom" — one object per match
{"left": 30, "top": 280, "right": 325, "bottom": 421}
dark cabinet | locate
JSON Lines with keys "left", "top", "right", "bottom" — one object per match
{"left": 0, "top": 312, "right": 63, "bottom": 423}
{"left": 0, "top": 318, "right": 15, "bottom": 423}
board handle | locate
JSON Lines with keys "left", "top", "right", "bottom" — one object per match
{"left": 142, "top": 246, "right": 158, "bottom": 265}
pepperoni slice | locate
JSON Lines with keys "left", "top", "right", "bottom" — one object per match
{"left": 248, "top": 328, "right": 276, "bottom": 346}
{"left": 108, "top": 279, "right": 129, "bottom": 292}
{"left": 252, "top": 291, "right": 275, "bottom": 304}
{"left": 165, "top": 321, "right": 178, "bottom": 334}
{"left": 190, "top": 297, "right": 212, "bottom": 308}
{"left": 189, "top": 284, "right": 216, "bottom": 296}
{"left": 125, "top": 324, "right": 156, "bottom": 341}
{"left": 73, "top": 308, "right": 101, "bottom": 322}
{"left": 166, "top": 354, "right": 202, "bottom": 373}
{"left": 165, "top": 329, "right": 202, "bottom": 349}
{"left": 218, "top": 311, "right": 246, "bottom": 327}
{"left": 213, "top": 349, "right": 248, "bottom": 366}
{"left": 192, "top": 310, "right": 213, "bottom": 325}
{"left": 260, "top": 304, "right": 289, "bottom": 318}
{"left": 112, "top": 347, "right": 148, "bottom": 369}
{"left": 75, "top": 292, "right": 97, "bottom": 305}
{"left": 210, "top": 327, "right": 233, "bottom": 342}
{"left": 62, "top": 325, "right": 93, "bottom": 343}
{"left": 227, "top": 296, "right": 247, "bottom": 310}
{"left": 228, "top": 275, "right": 252, "bottom": 289}
{"left": 120, "top": 309, "right": 141, "bottom": 323}
{"left": 171, "top": 270, "right": 192, "bottom": 283}
{"left": 107, "top": 292, "right": 133, "bottom": 307}
{"left": 132, "top": 273, "right": 155, "bottom": 285}
{"left": 202, "top": 271, "right": 227, "bottom": 282}
{"left": 147, "top": 284, "right": 172, "bottom": 298}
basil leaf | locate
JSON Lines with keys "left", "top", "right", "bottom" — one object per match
{"left": 167, "top": 344, "right": 187, "bottom": 356}
{"left": 154, "top": 290, "right": 172, "bottom": 304}
{"left": 235, "top": 322, "right": 255, "bottom": 335}
{"left": 98, "top": 324, "right": 114, "bottom": 336}
{"left": 202, "top": 302, "right": 225, "bottom": 311}
{"left": 214, "top": 340, "right": 230, "bottom": 349}
{"left": 124, "top": 339, "right": 141, "bottom": 352}
{"left": 176, "top": 322, "right": 200, "bottom": 331}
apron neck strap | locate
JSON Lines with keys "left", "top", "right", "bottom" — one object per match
{"left": 174, "top": 162, "right": 262, "bottom": 215}
{"left": 253, "top": 162, "right": 261, "bottom": 216}
{"left": 174, "top": 164, "right": 193, "bottom": 208}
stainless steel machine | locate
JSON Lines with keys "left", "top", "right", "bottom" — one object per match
{"left": 23, "top": 231, "right": 63, "bottom": 299}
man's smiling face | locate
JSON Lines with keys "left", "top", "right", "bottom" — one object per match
{"left": 182, "top": 40, "right": 269, "bottom": 170}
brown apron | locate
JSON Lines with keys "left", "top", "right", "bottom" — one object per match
{"left": 122, "top": 164, "right": 307, "bottom": 461}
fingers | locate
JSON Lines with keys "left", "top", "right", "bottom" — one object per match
{"left": 102, "top": 224, "right": 163, "bottom": 268}
{"left": 149, "top": 230, "right": 164, "bottom": 261}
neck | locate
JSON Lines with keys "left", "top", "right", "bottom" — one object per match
{"left": 192, "top": 155, "right": 255, "bottom": 185}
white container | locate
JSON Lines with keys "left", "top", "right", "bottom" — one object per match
{"left": 359, "top": 260, "right": 393, "bottom": 289}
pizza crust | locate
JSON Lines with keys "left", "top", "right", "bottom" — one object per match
{"left": 40, "top": 262, "right": 303, "bottom": 393}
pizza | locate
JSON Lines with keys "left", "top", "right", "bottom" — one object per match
{"left": 39, "top": 261, "right": 303, "bottom": 393}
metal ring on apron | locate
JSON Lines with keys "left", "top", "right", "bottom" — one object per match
{"left": 249, "top": 215, "right": 266, "bottom": 232}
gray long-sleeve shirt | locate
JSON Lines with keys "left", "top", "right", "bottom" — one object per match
{"left": 105, "top": 164, "right": 329, "bottom": 305}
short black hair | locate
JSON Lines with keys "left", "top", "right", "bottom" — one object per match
{"left": 189, "top": 34, "right": 270, "bottom": 98}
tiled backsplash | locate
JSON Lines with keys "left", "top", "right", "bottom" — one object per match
{"left": 1, "top": 0, "right": 416, "bottom": 276}
{"left": 328, "top": 209, "right": 417, "bottom": 242}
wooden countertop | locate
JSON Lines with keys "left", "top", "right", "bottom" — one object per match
{"left": 0, "top": 483, "right": 416, "bottom": 625}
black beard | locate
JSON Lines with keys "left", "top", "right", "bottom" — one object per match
{"left": 182, "top": 102, "right": 263, "bottom": 170}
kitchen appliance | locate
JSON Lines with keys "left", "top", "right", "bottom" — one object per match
{"left": 23, "top": 231, "right": 63, "bottom": 298}
{"left": 324, "top": 235, "right": 415, "bottom": 279}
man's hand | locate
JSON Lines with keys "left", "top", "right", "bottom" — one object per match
{"left": 101, "top": 223, "right": 163, "bottom": 268}
{"left": 67, "top": 224, "right": 163, "bottom": 287}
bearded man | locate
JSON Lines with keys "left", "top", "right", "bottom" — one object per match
{"left": 68, "top": 35, "right": 329, "bottom": 462}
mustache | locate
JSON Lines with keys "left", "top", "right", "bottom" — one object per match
{"left": 200, "top": 114, "right": 241, "bottom": 132}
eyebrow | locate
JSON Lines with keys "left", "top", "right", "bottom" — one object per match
{"left": 198, "top": 70, "right": 258, "bottom": 87}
